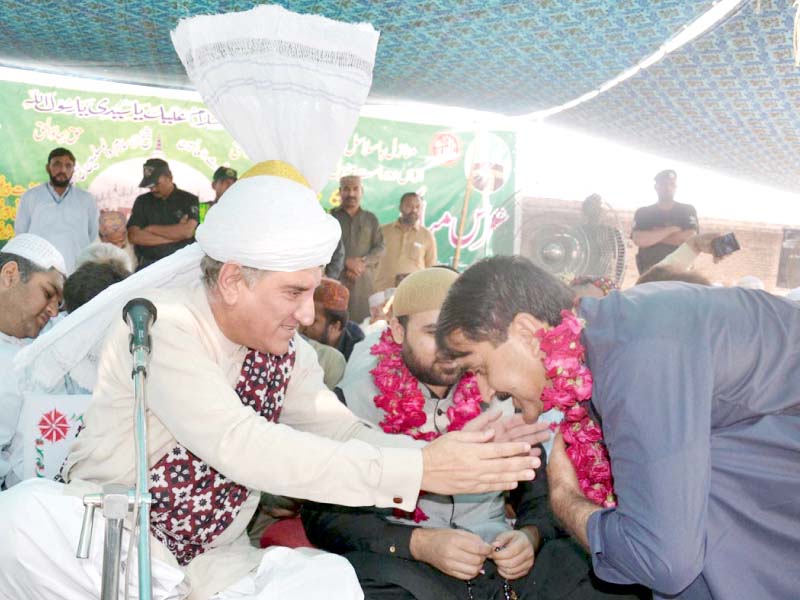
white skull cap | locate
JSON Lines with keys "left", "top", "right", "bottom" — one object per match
{"left": 2, "top": 233, "right": 67, "bottom": 275}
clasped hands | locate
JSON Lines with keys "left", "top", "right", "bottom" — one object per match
{"left": 344, "top": 256, "right": 367, "bottom": 279}
{"left": 410, "top": 526, "right": 537, "bottom": 581}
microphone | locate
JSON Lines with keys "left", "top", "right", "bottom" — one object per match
{"left": 122, "top": 298, "right": 158, "bottom": 354}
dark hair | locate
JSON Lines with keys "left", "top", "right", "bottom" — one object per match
{"left": 636, "top": 266, "right": 710, "bottom": 286}
{"left": 436, "top": 255, "right": 574, "bottom": 349}
{"left": 48, "top": 147, "right": 76, "bottom": 163}
{"left": 63, "top": 261, "right": 129, "bottom": 313}
{"left": 0, "top": 252, "right": 48, "bottom": 283}
{"left": 399, "top": 192, "right": 418, "bottom": 205}
{"left": 323, "top": 307, "right": 349, "bottom": 329}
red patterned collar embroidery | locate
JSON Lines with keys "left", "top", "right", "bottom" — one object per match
{"left": 149, "top": 340, "right": 296, "bottom": 565}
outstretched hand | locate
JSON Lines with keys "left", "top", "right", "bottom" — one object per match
{"left": 686, "top": 232, "right": 728, "bottom": 263}
{"left": 421, "top": 429, "right": 540, "bottom": 495}
{"left": 462, "top": 409, "right": 550, "bottom": 450}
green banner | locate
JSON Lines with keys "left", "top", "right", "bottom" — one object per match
{"left": 0, "top": 78, "right": 515, "bottom": 267}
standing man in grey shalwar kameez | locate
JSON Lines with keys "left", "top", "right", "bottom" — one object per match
{"left": 331, "top": 175, "right": 384, "bottom": 323}
{"left": 435, "top": 255, "right": 800, "bottom": 600}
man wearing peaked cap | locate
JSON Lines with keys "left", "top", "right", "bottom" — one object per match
{"left": 212, "top": 166, "right": 238, "bottom": 201}
{"left": 0, "top": 233, "right": 66, "bottom": 489}
{"left": 127, "top": 157, "right": 200, "bottom": 271}
{"left": 200, "top": 166, "right": 239, "bottom": 223}
{"left": 631, "top": 169, "right": 699, "bottom": 274}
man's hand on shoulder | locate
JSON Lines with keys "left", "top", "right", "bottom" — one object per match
{"left": 490, "top": 528, "right": 537, "bottom": 580}
{"left": 410, "top": 528, "right": 491, "bottom": 580}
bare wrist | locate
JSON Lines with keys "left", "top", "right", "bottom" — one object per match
{"left": 550, "top": 485, "right": 599, "bottom": 551}
{"left": 409, "top": 528, "right": 429, "bottom": 562}
{"left": 519, "top": 525, "right": 541, "bottom": 553}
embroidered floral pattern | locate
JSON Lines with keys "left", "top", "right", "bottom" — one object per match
{"left": 38, "top": 409, "right": 70, "bottom": 443}
{"left": 149, "top": 340, "right": 296, "bottom": 566}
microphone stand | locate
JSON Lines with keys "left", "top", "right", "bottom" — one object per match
{"left": 129, "top": 324, "right": 154, "bottom": 600}
{"left": 76, "top": 299, "right": 155, "bottom": 600}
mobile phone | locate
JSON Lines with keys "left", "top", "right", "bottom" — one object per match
{"left": 711, "top": 233, "right": 740, "bottom": 258}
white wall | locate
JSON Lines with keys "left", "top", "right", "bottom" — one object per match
{"left": 515, "top": 122, "right": 800, "bottom": 227}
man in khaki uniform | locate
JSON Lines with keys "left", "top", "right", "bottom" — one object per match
{"left": 330, "top": 175, "right": 384, "bottom": 323}
{"left": 374, "top": 192, "right": 437, "bottom": 293}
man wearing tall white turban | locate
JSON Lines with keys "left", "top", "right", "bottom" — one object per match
{"left": 0, "top": 6, "right": 546, "bottom": 600}
{"left": 0, "top": 172, "right": 544, "bottom": 600}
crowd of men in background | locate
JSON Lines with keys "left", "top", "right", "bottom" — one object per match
{"left": 10, "top": 148, "right": 440, "bottom": 317}
{"left": 7, "top": 147, "right": 796, "bottom": 389}
{"left": 2, "top": 147, "right": 799, "bottom": 599}
{"left": 5, "top": 147, "right": 797, "bottom": 404}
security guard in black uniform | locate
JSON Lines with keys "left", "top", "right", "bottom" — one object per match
{"left": 127, "top": 158, "right": 200, "bottom": 271}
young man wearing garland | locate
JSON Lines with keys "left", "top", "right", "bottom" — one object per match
{"left": 302, "top": 268, "right": 646, "bottom": 600}
{"left": 434, "top": 255, "right": 800, "bottom": 600}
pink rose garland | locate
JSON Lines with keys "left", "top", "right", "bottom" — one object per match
{"left": 536, "top": 310, "right": 616, "bottom": 508}
{"left": 370, "top": 328, "right": 483, "bottom": 521}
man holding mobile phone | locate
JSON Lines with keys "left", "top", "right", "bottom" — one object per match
{"left": 650, "top": 232, "right": 739, "bottom": 276}
{"left": 631, "top": 170, "right": 699, "bottom": 274}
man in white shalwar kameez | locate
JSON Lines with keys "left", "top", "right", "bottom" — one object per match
{"left": 0, "top": 234, "right": 66, "bottom": 489}
{"left": 0, "top": 6, "right": 545, "bottom": 600}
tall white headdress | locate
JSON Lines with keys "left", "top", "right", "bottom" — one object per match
{"left": 16, "top": 5, "right": 379, "bottom": 391}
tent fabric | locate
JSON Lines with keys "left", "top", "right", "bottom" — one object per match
{"left": 0, "top": 0, "right": 716, "bottom": 113}
{"left": 550, "top": 1, "right": 800, "bottom": 192}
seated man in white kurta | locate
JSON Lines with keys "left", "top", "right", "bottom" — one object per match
{"left": 0, "top": 234, "right": 66, "bottom": 489}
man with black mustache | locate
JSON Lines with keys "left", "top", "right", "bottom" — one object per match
{"left": 14, "top": 147, "right": 99, "bottom": 275}
{"left": 331, "top": 175, "right": 384, "bottom": 322}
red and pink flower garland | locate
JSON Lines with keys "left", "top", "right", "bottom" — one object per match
{"left": 370, "top": 327, "right": 483, "bottom": 521}
{"left": 536, "top": 310, "right": 616, "bottom": 508}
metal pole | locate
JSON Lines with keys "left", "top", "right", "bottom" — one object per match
{"left": 132, "top": 347, "right": 153, "bottom": 600}
{"left": 100, "top": 517, "right": 124, "bottom": 600}
{"left": 100, "top": 484, "right": 129, "bottom": 600}
{"left": 452, "top": 174, "right": 475, "bottom": 271}
{"left": 76, "top": 499, "right": 98, "bottom": 559}
{"left": 77, "top": 300, "right": 156, "bottom": 600}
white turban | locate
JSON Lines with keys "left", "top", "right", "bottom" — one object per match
{"left": 197, "top": 175, "right": 340, "bottom": 271}
{"left": 2, "top": 233, "right": 67, "bottom": 275}
{"left": 14, "top": 5, "right": 379, "bottom": 391}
